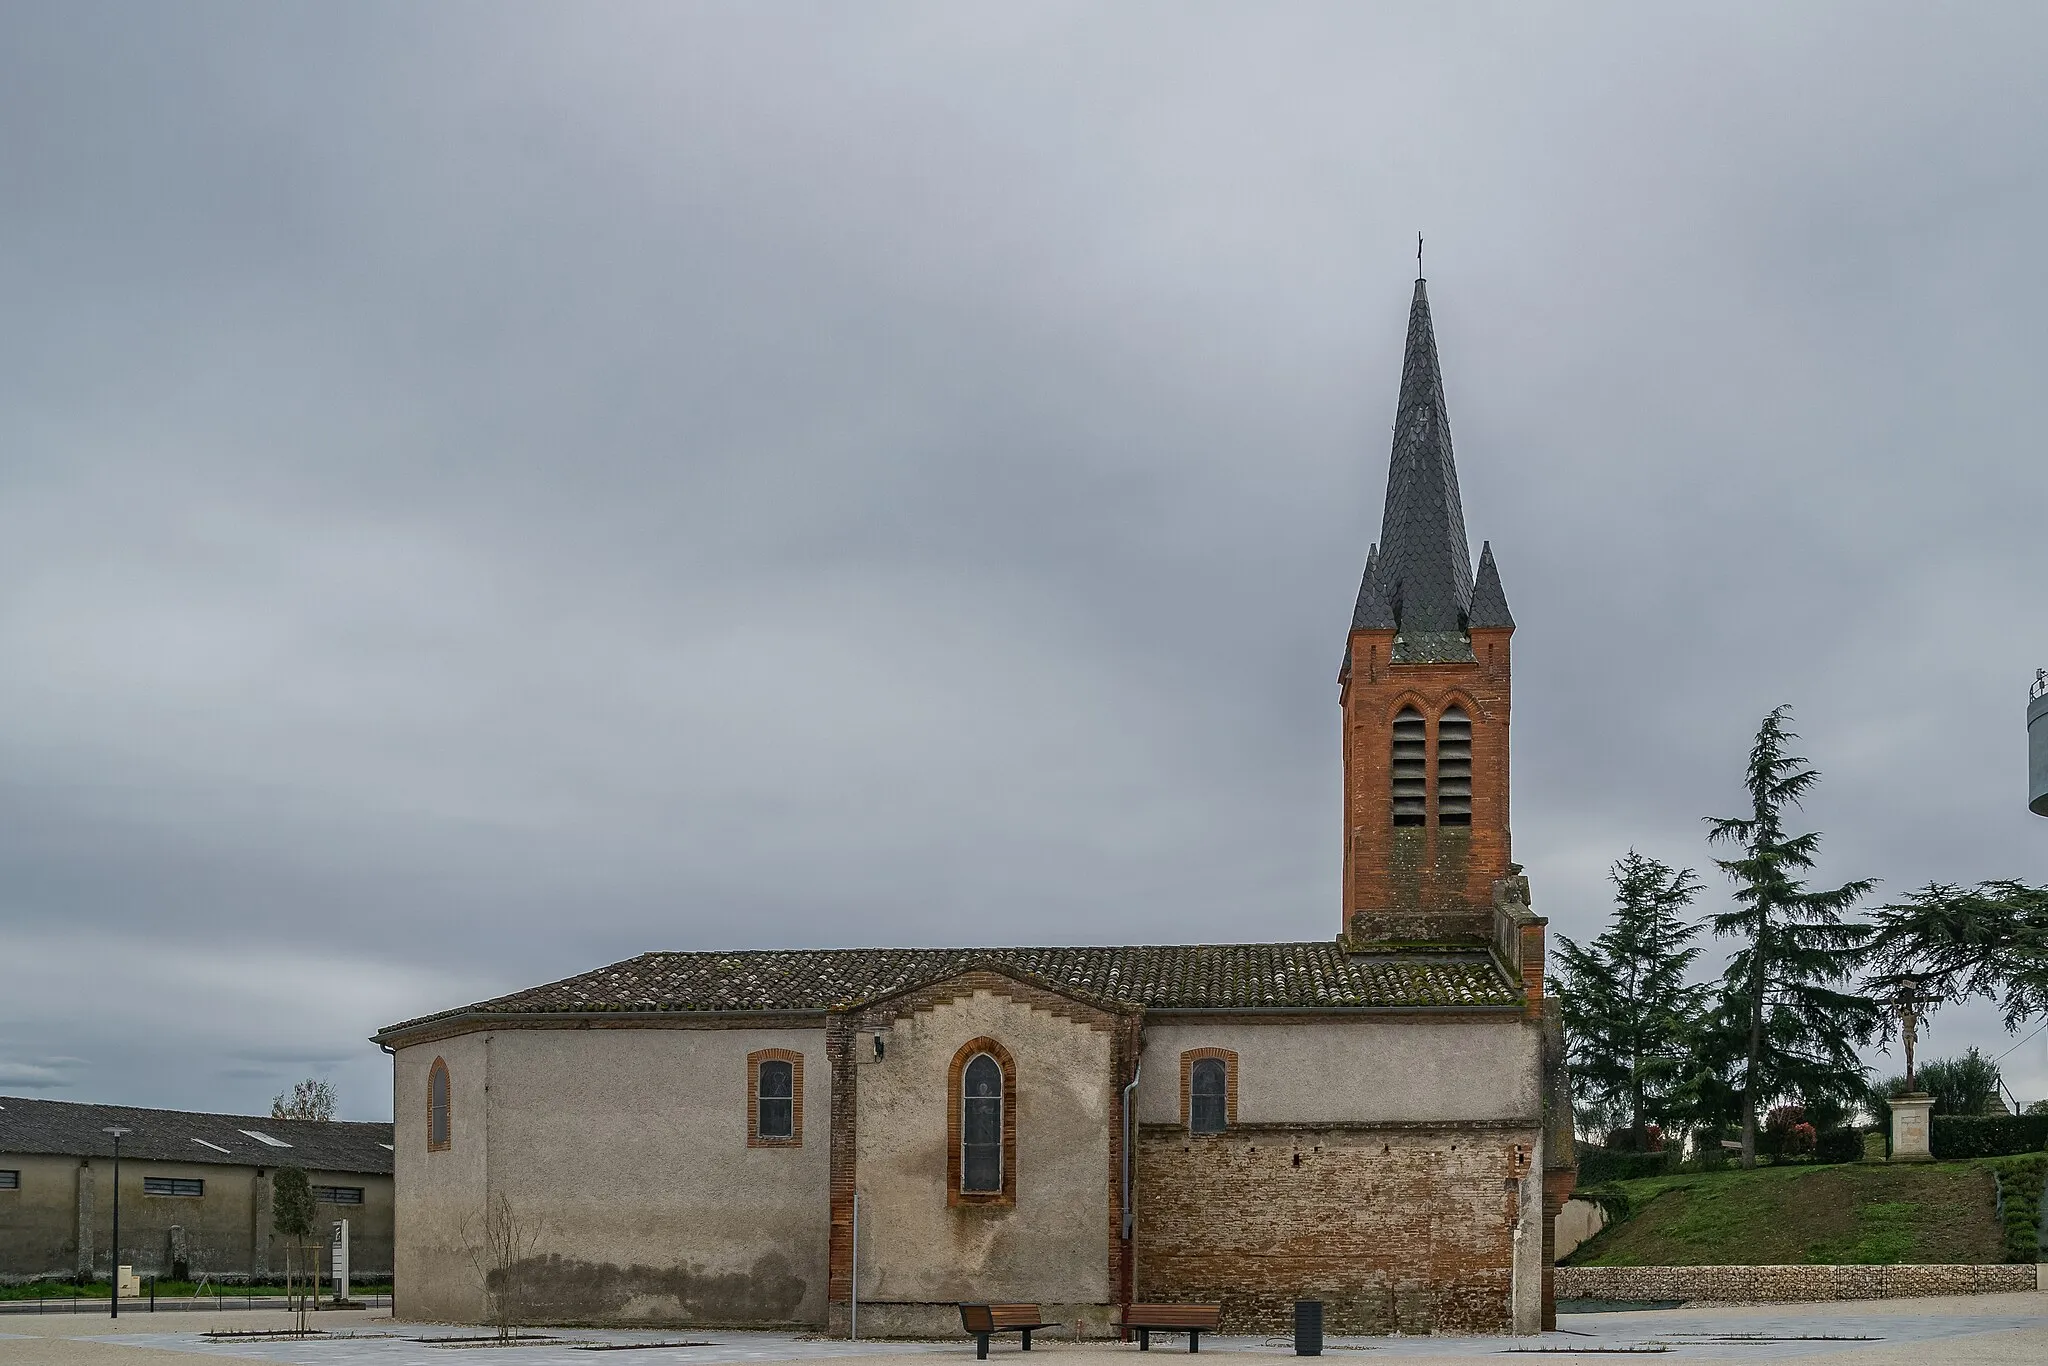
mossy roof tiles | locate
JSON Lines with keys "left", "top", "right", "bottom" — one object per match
{"left": 379, "top": 942, "right": 1518, "bottom": 1038}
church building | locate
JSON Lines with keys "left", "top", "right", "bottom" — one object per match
{"left": 374, "top": 278, "right": 1575, "bottom": 1336}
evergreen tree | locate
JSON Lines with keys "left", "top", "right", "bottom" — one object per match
{"left": 1705, "top": 705, "right": 1881, "bottom": 1168}
{"left": 1551, "top": 851, "right": 1707, "bottom": 1148}
{"left": 1865, "top": 880, "right": 2048, "bottom": 1031}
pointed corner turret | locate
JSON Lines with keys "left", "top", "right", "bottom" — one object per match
{"left": 1467, "top": 541, "right": 1514, "bottom": 630}
{"left": 1351, "top": 543, "right": 1395, "bottom": 631}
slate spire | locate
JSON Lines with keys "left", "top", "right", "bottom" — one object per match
{"left": 1374, "top": 277, "right": 1474, "bottom": 639}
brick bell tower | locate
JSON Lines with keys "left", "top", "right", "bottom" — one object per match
{"left": 1339, "top": 276, "right": 1515, "bottom": 948}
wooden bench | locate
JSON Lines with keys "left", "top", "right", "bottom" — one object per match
{"left": 1123, "top": 1303, "right": 1222, "bottom": 1352}
{"left": 959, "top": 1303, "right": 1060, "bottom": 1359}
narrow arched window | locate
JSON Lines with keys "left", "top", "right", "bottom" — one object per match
{"left": 961, "top": 1054, "right": 1003, "bottom": 1192}
{"left": 1180, "top": 1048, "right": 1237, "bottom": 1132}
{"left": 948, "top": 1037, "right": 1015, "bottom": 1205}
{"left": 757, "top": 1060, "right": 793, "bottom": 1139}
{"left": 1190, "top": 1058, "right": 1227, "bottom": 1133}
{"left": 1437, "top": 706, "right": 1472, "bottom": 826}
{"left": 747, "top": 1049, "right": 804, "bottom": 1147}
{"left": 427, "top": 1058, "right": 451, "bottom": 1153}
{"left": 1391, "top": 707, "right": 1427, "bottom": 826}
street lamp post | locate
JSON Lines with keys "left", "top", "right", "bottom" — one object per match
{"left": 101, "top": 1126, "right": 130, "bottom": 1319}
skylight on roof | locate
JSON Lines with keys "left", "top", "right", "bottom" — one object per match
{"left": 238, "top": 1129, "right": 292, "bottom": 1148}
{"left": 192, "top": 1138, "right": 231, "bottom": 1154}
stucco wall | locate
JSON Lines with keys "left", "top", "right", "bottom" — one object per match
{"left": 395, "top": 1029, "right": 492, "bottom": 1321}
{"left": 854, "top": 989, "right": 1113, "bottom": 1320}
{"left": 0, "top": 1154, "right": 84, "bottom": 1279}
{"left": 1135, "top": 1124, "right": 1543, "bottom": 1335}
{"left": 1136, "top": 1015, "right": 1540, "bottom": 1126}
{"left": 0, "top": 1153, "right": 391, "bottom": 1283}
{"left": 395, "top": 1025, "right": 831, "bottom": 1328}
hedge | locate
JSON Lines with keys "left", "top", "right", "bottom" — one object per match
{"left": 1814, "top": 1128, "right": 1864, "bottom": 1164}
{"left": 1929, "top": 1114, "right": 2048, "bottom": 1159}
{"left": 1990, "top": 1154, "right": 2047, "bottom": 1263}
{"left": 1577, "top": 1147, "right": 1674, "bottom": 1184}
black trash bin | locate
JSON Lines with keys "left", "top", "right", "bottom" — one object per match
{"left": 1292, "top": 1300, "right": 1323, "bottom": 1356}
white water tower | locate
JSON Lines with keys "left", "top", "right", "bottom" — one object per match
{"left": 2031, "top": 670, "right": 2047, "bottom": 817}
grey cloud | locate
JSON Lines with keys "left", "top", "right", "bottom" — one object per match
{"left": 2, "top": 4, "right": 2045, "bottom": 1116}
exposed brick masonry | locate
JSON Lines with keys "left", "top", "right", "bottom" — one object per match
{"left": 1136, "top": 1125, "right": 1534, "bottom": 1334}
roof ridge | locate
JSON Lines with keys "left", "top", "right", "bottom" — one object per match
{"left": 0, "top": 1095, "right": 387, "bottom": 1128}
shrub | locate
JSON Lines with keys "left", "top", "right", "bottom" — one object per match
{"left": 1929, "top": 1115, "right": 2048, "bottom": 1159}
{"left": 1989, "top": 1154, "right": 2047, "bottom": 1263}
{"left": 1602, "top": 1123, "right": 1666, "bottom": 1153}
{"left": 1577, "top": 1146, "right": 1673, "bottom": 1184}
{"left": 1918, "top": 1049, "right": 2003, "bottom": 1116}
{"left": 1577, "top": 1184, "right": 1635, "bottom": 1223}
{"left": 1814, "top": 1128, "right": 1864, "bottom": 1164}
{"left": 1762, "top": 1105, "right": 1814, "bottom": 1159}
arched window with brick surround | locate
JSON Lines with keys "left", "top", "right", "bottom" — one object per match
{"left": 1180, "top": 1047, "right": 1237, "bottom": 1133}
{"left": 947, "top": 1037, "right": 1016, "bottom": 1206}
{"left": 1391, "top": 707, "right": 1427, "bottom": 826}
{"left": 427, "top": 1057, "right": 451, "bottom": 1153}
{"left": 1436, "top": 705, "right": 1472, "bottom": 826}
{"left": 748, "top": 1049, "right": 804, "bottom": 1146}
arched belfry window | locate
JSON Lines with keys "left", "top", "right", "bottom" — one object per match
{"left": 427, "top": 1058, "right": 451, "bottom": 1153}
{"left": 1391, "top": 708, "right": 1427, "bottom": 826}
{"left": 1437, "top": 706, "right": 1473, "bottom": 826}
{"left": 948, "top": 1037, "right": 1016, "bottom": 1206}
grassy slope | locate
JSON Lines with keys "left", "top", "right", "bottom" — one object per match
{"left": 1568, "top": 1161, "right": 2007, "bottom": 1266}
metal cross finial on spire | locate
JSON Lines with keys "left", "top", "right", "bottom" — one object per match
{"left": 1417, "top": 232, "right": 1424, "bottom": 280}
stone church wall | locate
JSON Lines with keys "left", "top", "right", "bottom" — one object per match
{"left": 1134, "top": 1123, "right": 1540, "bottom": 1335}
{"left": 847, "top": 985, "right": 1115, "bottom": 1336}
{"left": 394, "top": 1024, "right": 831, "bottom": 1327}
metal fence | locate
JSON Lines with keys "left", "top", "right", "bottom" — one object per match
{"left": 0, "top": 1284, "right": 393, "bottom": 1315}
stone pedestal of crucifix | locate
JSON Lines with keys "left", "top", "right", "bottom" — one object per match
{"left": 1890, "top": 998, "right": 1936, "bottom": 1161}
{"left": 1890, "top": 1093, "right": 1934, "bottom": 1161}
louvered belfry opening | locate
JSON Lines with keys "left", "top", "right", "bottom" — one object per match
{"left": 1436, "top": 706, "right": 1472, "bottom": 825}
{"left": 1391, "top": 707, "right": 1427, "bottom": 826}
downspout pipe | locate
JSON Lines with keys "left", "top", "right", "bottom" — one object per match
{"left": 1121, "top": 1062, "right": 1142, "bottom": 1240}
{"left": 1120, "top": 1059, "right": 1142, "bottom": 1344}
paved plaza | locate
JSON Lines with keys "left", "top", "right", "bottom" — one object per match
{"left": 2, "top": 1294, "right": 2046, "bottom": 1366}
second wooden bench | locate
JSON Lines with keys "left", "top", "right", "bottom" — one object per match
{"left": 1123, "top": 1303, "right": 1222, "bottom": 1352}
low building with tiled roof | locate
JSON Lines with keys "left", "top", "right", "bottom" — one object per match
{"left": 0, "top": 1096, "right": 393, "bottom": 1284}
{"left": 374, "top": 278, "right": 1575, "bottom": 1339}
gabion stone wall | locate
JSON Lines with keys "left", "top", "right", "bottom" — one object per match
{"left": 1558, "top": 1263, "right": 2040, "bottom": 1304}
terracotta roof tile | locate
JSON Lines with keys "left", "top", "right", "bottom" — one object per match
{"left": 379, "top": 942, "right": 1518, "bottom": 1038}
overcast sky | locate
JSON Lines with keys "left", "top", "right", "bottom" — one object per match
{"left": 3, "top": 4, "right": 2045, "bottom": 1124}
